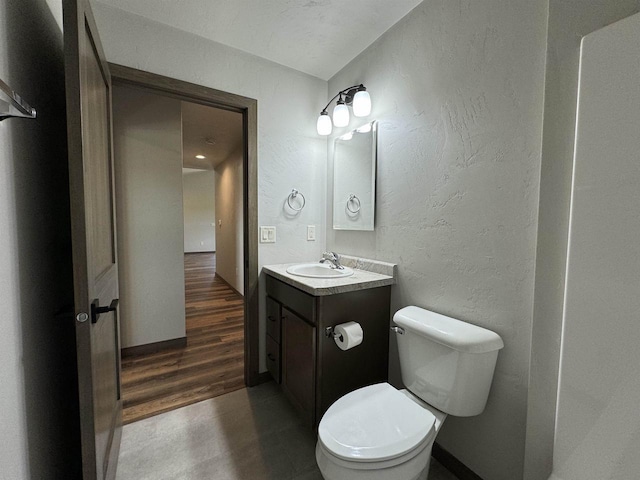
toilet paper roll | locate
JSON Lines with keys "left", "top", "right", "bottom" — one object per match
{"left": 334, "top": 321, "right": 364, "bottom": 351}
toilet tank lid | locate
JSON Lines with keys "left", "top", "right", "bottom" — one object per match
{"left": 393, "top": 306, "right": 504, "bottom": 354}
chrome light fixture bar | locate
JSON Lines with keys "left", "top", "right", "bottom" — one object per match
{"left": 317, "top": 84, "right": 371, "bottom": 135}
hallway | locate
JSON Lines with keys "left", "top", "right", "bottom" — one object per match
{"left": 121, "top": 253, "right": 245, "bottom": 424}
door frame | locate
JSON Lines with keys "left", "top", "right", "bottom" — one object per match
{"left": 108, "top": 64, "right": 260, "bottom": 387}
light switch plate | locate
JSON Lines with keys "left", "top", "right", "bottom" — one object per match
{"left": 260, "top": 226, "right": 276, "bottom": 243}
{"left": 307, "top": 225, "right": 316, "bottom": 241}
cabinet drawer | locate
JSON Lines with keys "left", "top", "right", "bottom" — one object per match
{"left": 266, "top": 334, "right": 281, "bottom": 384}
{"left": 266, "top": 296, "right": 281, "bottom": 342}
{"left": 266, "top": 275, "right": 316, "bottom": 322}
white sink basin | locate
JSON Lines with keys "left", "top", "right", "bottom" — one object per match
{"left": 286, "top": 263, "right": 354, "bottom": 279}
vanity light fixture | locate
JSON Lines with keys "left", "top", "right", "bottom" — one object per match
{"left": 316, "top": 84, "right": 371, "bottom": 136}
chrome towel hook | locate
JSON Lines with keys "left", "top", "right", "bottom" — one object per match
{"left": 287, "top": 188, "right": 306, "bottom": 211}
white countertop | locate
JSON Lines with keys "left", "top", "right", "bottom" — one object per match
{"left": 262, "top": 257, "right": 396, "bottom": 296}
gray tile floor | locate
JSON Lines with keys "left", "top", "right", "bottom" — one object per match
{"left": 116, "top": 382, "right": 460, "bottom": 480}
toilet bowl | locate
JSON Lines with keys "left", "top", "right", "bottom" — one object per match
{"left": 316, "top": 306, "right": 504, "bottom": 480}
{"left": 316, "top": 383, "right": 446, "bottom": 480}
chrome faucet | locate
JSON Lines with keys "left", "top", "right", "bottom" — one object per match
{"left": 320, "top": 251, "right": 343, "bottom": 269}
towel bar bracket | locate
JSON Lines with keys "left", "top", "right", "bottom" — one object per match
{"left": 0, "top": 79, "right": 37, "bottom": 122}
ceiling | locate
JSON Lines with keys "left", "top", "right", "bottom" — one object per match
{"left": 95, "top": 0, "right": 423, "bottom": 80}
{"left": 181, "top": 101, "right": 243, "bottom": 170}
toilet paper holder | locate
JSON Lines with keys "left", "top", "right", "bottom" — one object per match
{"left": 325, "top": 326, "right": 343, "bottom": 341}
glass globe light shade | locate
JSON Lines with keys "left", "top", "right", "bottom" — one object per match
{"left": 353, "top": 90, "right": 371, "bottom": 117}
{"left": 316, "top": 112, "right": 332, "bottom": 135}
{"left": 333, "top": 102, "right": 350, "bottom": 127}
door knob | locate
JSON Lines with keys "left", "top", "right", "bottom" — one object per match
{"left": 91, "top": 298, "right": 119, "bottom": 324}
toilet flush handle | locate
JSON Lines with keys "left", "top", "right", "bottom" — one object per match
{"left": 390, "top": 325, "right": 405, "bottom": 335}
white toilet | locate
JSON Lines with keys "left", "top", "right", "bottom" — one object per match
{"left": 315, "top": 306, "right": 504, "bottom": 480}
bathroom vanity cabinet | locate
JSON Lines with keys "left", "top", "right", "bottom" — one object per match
{"left": 265, "top": 274, "right": 391, "bottom": 428}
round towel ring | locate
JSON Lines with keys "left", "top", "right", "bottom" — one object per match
{"left": 347, "top": 194, "right": 361, "bottom": 214}
{"left": 287, "top": 188, "right": 306, "bottom": 211}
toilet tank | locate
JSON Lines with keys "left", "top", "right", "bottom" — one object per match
{"left": 393, "top": 306, "right": 504, "bottom": 417}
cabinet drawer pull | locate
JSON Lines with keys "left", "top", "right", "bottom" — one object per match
{"left": 268, "top": 315, "right": 276, "bottom": 322}
{"left": 267, "top": 353, "right": 277, "bottom": 362}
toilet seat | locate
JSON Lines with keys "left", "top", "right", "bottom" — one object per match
{"left": 318, "top": 383, "right": 436, "bottom": 465}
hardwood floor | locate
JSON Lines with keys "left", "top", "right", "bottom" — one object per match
{"left": 121, "top": 252, "right": 245, "bottom": 424}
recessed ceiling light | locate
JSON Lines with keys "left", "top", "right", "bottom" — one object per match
{"left": 196, "top": 155, "right": 206, "bottom": 159}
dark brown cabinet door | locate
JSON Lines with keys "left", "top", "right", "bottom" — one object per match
{"left": 281, "top": 307, "right": 316, "bottom": 427}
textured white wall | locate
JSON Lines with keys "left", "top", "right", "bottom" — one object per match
{"left": 92, "top": 3, "right": 328, "bottom": 371}
{"left": 0, "top": 0, "right": 80, "bottom": 477}
{"left": 113, "top": 85, "right": 186, "bottom": 348}
{"left": 327, "top": 1, "right": 547, "bottom": 479}
{"left": 183, "top": 170, "right": 216, "bottom": 253}
{"left": 0, "top": 70, "right": 29, "bottom": 479}
{"left": 0, "top": 15, "right": 31, "bottom": 472}
{"left": 215, "top": 155, "right": 244, "bottom": 294}
{"left": 525, "top": 2, "right": 640, "bottom": 478}
{"left": 550, "top": 13, "right": 640, "bottom": 479}
{"left": 93, "top": 0, "right": 423, "bottom": 80}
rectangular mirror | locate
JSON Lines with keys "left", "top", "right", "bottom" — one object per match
{"left": 332, "top": 121, "right": 377, "bottom": 231}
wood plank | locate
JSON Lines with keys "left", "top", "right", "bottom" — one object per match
{"left": 121, "top": 376, "right": 244, "bottom": 424}
{"left": 121, "top": 253, "right": 245, "bottom": 424}
{"left": 121, "top": 337, "right": 187, "bottom": 358}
